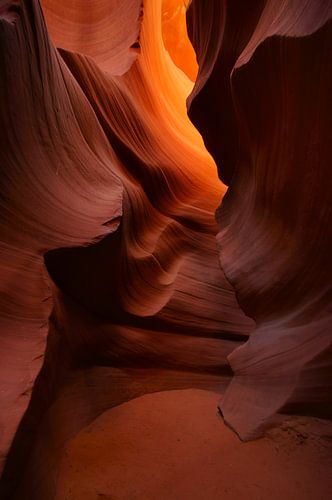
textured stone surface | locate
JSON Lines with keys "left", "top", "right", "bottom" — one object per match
{"left": 187, "top": 0, "right": 332, "bottom": 439}
{"left": 0, "top": 0, "right": 331, "bottom": 497}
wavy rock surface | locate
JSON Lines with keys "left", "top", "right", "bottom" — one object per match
{"left": 0, "top": 1, "right": 253, "bottom": 497}
{"left": 41, "top": 0, "right": 142, "bottom": 75}
{"left": 187, "top": 0, "right": 332, "bottom": 439}
{"left": 0, "top": 0, "right": 124, "bottom": 472}
{"left": 0, "top": 0, "right": 331, "bottom": 497}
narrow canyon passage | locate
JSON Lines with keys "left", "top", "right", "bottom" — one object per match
{"left": 0, "top": 1, "right": 254, "bottom": 498}
{"left": 0, "top": 1, "right": 331, "bottom": 499}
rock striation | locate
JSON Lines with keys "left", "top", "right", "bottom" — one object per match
{"left": 0, "top": 0, "right": 331, "bottom": 497}
{"left": 187, "top": 0, "right": 332, "bottom": 439}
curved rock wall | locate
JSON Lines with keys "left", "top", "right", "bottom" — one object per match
{"left": 0, "top": 1, "right": 253, "bottom": 496}
{"left": 0, "top": 0, "right": 331, "bottom": 496}
{"left": 0, "top": 0, "right": 123, "bottom": 471}
{"left": 187, "top": 0, "right": 332, "bottom": 439}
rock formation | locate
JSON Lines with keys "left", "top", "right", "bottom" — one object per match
{"left": 0, "top": 0, "right": 331, "bottom": 498}
{"left": 187, "top": 0, "right": 332, "bottom": 439}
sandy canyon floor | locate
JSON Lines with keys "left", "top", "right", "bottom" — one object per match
{"left": 55, "top": 389, "right": 332, "bottom": 500}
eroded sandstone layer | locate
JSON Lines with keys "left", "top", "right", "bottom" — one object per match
{"left": 0, "top": 0, "right": 331, "bottom": 498}
{"left": 0, "top": 1, "right": 252, "bottom": 497}
{"left": 187, "top": 0, "right": 332, "bottom": 439}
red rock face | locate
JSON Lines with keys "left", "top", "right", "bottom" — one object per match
{"left": 0, "top": 1, "right": 252, "bottom": 497}
{"left": 0, "top": 0, "right": 331, "bottom": 497}
{"left": 0, "top": 0, "right": 122, "bottom": 475}
{"left": 187, "top": 0, "right": 332, "bottom": 439}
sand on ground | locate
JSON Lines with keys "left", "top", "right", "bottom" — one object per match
{"left": 55, "top": 389, "right": 332, "bottom": 500}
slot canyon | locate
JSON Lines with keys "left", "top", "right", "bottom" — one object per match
{"left": 0, "top": 0, "right": 331, "bottom": 498}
